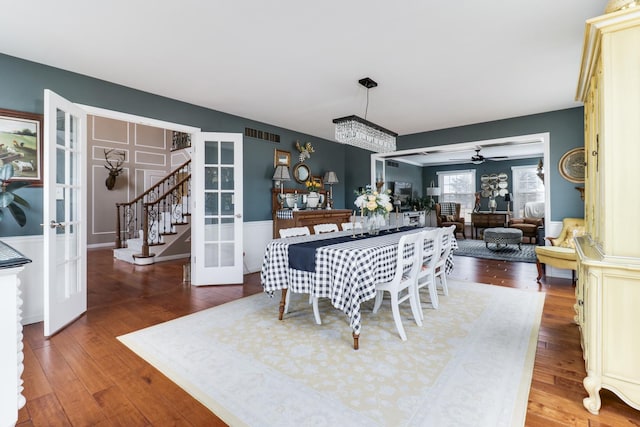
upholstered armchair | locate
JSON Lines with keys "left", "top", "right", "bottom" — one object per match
{"left": 534, "top": 218, "right": 585, "bottom": 284}
{"left": 435, "top": 203, "right": 466, "bottom": 239}
{"left": 509, "top": 217, "right": 544, "bottom": 243}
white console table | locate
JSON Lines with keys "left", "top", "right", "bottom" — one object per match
{"left": 0, "top": 243, "right": 31, "bottom": 427}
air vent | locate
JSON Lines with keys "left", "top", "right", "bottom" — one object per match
{"left": 245, "top": 127, "right": 280, "bottom": 143}
{"left": 386, "top": 160, "right": 399, "bottom": 168}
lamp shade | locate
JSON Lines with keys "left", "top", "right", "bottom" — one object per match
{"left": 504, "top": 193, "right": 512, "bottom": 202}
{"left": 426, "top": 186, "right": 441, "bottom": 196}
{"left": 323, "top": 171, "right": 339, "bottom": 184}
{"left": 272, "top": 165, "right": 291, "bottom": 181}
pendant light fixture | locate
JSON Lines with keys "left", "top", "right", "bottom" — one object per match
{"left": 333, "top": 77, "right": 397, "bottom": 153}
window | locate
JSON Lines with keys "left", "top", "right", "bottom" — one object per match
{"left": 511, "top": 165, "right": 544, "bottom": 218}
{"left": 437, "top": 169, "right": 476, "bottom": 222}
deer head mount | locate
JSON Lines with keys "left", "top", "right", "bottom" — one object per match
{"left": 104, "top": 149, "right": 126, "bottom": 190}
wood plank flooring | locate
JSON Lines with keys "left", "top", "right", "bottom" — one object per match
{"left": 16, "top": 249, "right": 640, "bottom": 426}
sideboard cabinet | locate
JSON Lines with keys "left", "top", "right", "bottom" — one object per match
{"left": 471, "top": 212, "right": 509, "bottom": 239}
{"left": 574, "top": 7, "right": 640, "bottom": 414}
{"left": 271, "top": 188, "right": 351, "bottom": 238}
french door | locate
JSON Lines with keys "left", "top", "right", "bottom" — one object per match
{"left": 43, "top": 90, "right": 87, "bottom": 336}
{"left": 191, "top": 132, "right": 244, "bottom": 285}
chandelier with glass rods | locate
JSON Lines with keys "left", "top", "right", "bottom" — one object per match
{"left": 333, "top": 77, "right": 397, "bottom": 153}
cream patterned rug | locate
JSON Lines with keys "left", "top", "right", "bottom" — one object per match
{"left": 118, "top": 280, "right": 545, "bottom": 427}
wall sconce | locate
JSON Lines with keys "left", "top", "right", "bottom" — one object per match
{"left": 272, "top": 165, "right": 291, "bottom": 207}
{"left": 323, "top": 171, "right": 339, "bottom": 209}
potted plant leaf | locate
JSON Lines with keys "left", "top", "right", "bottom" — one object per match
{"left": 0, "top": 163, "right": 30, "bottom": 227}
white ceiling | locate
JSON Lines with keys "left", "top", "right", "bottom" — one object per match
{"left": 0, "top": 1, "right": 605, "bottom": 162}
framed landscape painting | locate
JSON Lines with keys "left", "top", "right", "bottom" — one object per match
{"left": 0, "top": 109, "right": 43, "bottom": 185}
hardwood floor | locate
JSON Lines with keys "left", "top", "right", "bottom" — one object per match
{"left": 16, "top": 249, "right": 640, "bottom": 426}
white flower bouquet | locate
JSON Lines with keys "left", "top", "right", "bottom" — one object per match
{"left": 354, "top": 185, "right": 393, "bottom": 216}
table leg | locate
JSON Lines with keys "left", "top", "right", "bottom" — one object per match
{"left": 278, "top": 288, "right": 287, "bottom": 320}
{"left": 352, "top": 332, "right": 359, "bottom": 350}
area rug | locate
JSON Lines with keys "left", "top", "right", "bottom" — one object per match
{"left": 454, "top": 238, "right": 538, "bottom": 263}
{"left": 118, "top": 280, "right": 545, "bottom": 427}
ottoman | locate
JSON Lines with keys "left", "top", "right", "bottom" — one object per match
{"left": 484, "top": 227, "right": 523, "bottom": 250}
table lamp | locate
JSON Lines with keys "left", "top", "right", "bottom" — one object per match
{"left": 504, "top": 193, "right": 512, "bottom": 216}
{"left": 323, "top": 171, "right": 339, "bottom": 209}
{"left": 272, "top": 165, "right": 291, "bottom": 207}
{"left": 426, "top": 181, "right": 441, "bottom": 205}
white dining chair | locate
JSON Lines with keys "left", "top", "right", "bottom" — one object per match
{"left": 434, "top": 224, "right": 456, "bottom": 297}
{"left": 372, "top": 232, "right": 423, "bottom": 341}
{"left": 278, "top": 226, "right": 313, "bottom": 320}
{"left": 313, "top": 223, "right": 339, "bottom": 234}
{"left": 341, "top": 222, "right": 363, "bottom": 231}
{"left": 416, "top": 228, "right": 442, "bottom": 317}
{"left": 279, "top": 226, "right": 311, "bottom": 238}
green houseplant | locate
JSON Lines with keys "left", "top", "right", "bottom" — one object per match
{"left": 0, "top": 163, "right": 30, "bottom": 227}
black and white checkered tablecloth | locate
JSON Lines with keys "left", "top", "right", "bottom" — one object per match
{"left": 260, "top": 227, "right": 457, "bottom": 335}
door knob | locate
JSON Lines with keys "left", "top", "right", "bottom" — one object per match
{"left": 43, "top": 220, "right": 65, "bottom": 229}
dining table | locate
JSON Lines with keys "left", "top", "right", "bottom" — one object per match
{"left": 260, "top": 226, "right": 457, "bottom": 349}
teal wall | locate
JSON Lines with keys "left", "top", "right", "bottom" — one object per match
{"left": 0, "top": 53, "right": 347, "bottom": 236}
{"left": 392, "top": 108, "right": 585, "bottom": 221}
{"left": 0, "top": 52, "right": 584, "bottom": 236}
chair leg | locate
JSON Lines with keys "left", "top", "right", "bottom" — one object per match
{"left": 284, "top": 288, "right": 291, "bottom": 314}
{"left": 409, "top": 286, "right": 423, "bottom": 328}
{"left": 536, "top": 261, "right": 545, "bottom": 281}
{"left": 437, "top": 270, "right": 449, "bottom": 296}
{"left": 373, "top": 290, "right": 384, "bottom": 313}
{"left": 390, "top": 293, "right": 407, "bottom": 341}
{"left": 311, "top": 296, "right": 322, "bottom": 325}
{"left": 428, "top": 281, "right": 439, "bottom": 310}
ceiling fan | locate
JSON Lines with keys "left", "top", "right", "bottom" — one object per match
{"left": 451, "top": 148, "right": 508, "bottom": 165}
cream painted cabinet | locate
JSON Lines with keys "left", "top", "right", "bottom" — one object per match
{"left": 575, "top": 8, "right": 640, "bottom": 414}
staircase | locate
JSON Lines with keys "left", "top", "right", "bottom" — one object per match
{"left": 113, "top": 160, "right": 191, "bottom": 265}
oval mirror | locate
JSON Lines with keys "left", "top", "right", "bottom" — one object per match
{"left": 480, "top": 174, "right": 489, "bottom": 182}
{"left": 498, "top": 172, "right": 508, "bottom": 181}
{"left": 293, "top": 163, "right": 311, "bottom": 183}
{"left": 498, "top": 181, "right": 508, "bottom": 189}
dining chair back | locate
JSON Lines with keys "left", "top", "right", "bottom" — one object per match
{"left": 434, "top": 225, "right": 456, "bottom": 297}
{"left": 313, "top": 223, "right": 339, "bottom": 234}
{"left": 278, "top": 225, "right": 319, "bottom": 323}
{"left": 341, "top": 222, "right": 364, "bottom": 231}
{"left": 279, "top": 226, "right": 311, "bottom": 238}
{"left": 372, "top": 232, "right": 423, "bottom": 341}
{"left": 416, "top": 228, "right": 443, "bottom": 316}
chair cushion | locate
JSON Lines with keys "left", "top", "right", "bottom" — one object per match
{"left": 524, "top": 218, "right": 543, "bottom": 225}
{"left": 558, "top": 225, "right": 585, "bottom": 249}
{"left": 535, "top": 246, "right": 577, "bottom": 261}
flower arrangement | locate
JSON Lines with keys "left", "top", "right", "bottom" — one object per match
{"left": 354, "top": 185, "right": 393, "bottom": 216}
{"left": 305, "top": 179, "right": 321, "bottom": 193}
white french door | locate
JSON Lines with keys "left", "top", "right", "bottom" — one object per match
{"left": 191, "top": 132, "right": 244, "bottom": 285}
{"left": 43, "top": 89, "right": 87, "bottom": 336}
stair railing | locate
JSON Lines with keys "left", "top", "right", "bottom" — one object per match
{"left": 115, "top": 159, "right": 191, "bottom": 256}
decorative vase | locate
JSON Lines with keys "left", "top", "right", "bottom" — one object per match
{"left": 306, "top": 192, "right": 320, "bottom": 209}
{"left": 489, "top": 198, "right": 497, "bottom": 213}
{"left": 367, "top": 212, "right": 384, "bottom": 236}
